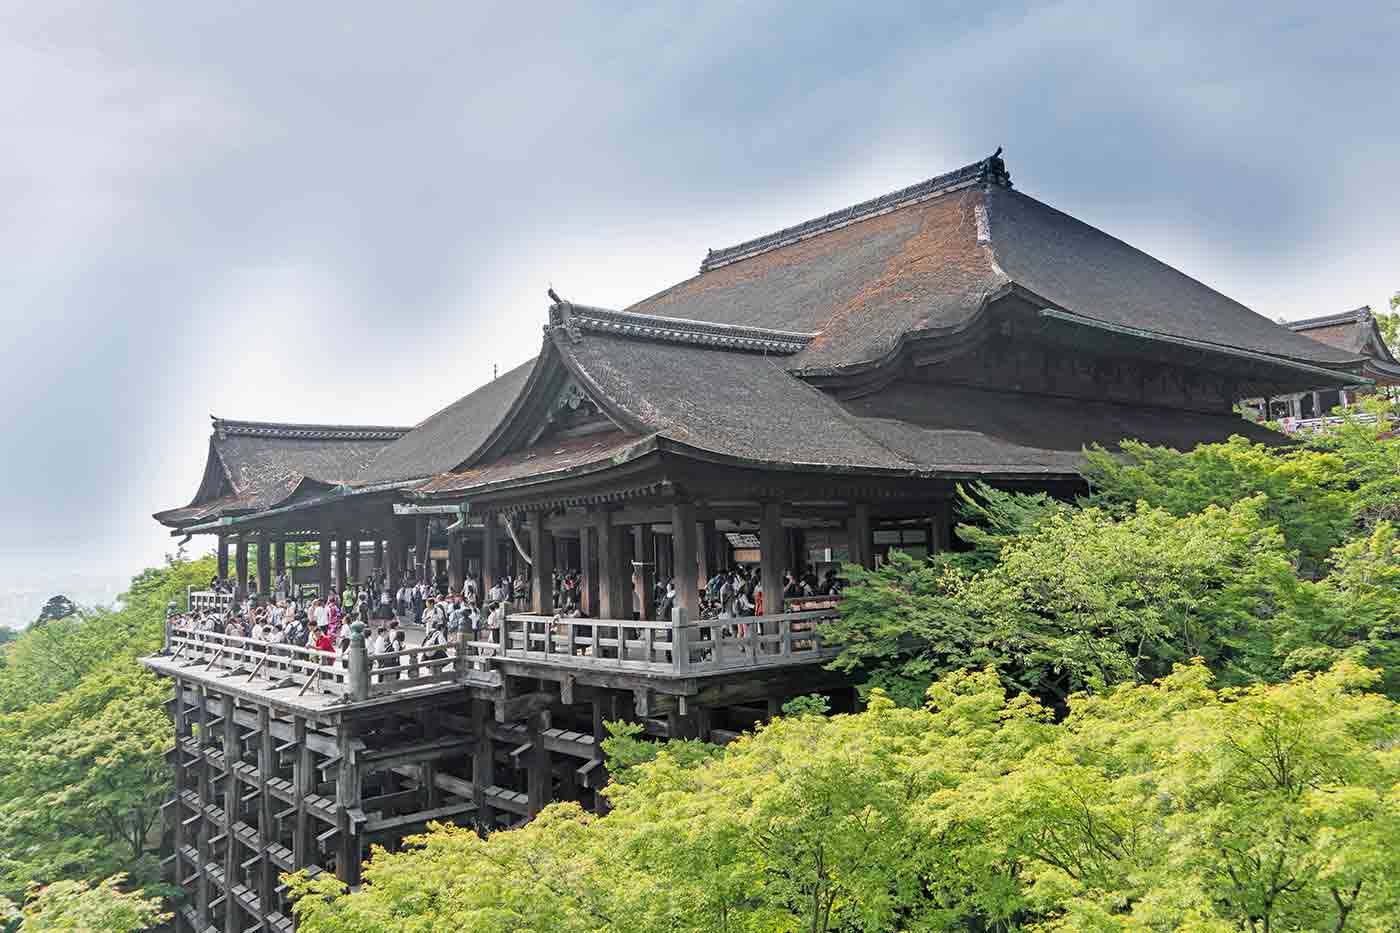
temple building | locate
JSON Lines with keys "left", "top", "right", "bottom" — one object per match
{"left": 143, "top": 151, "right": 1372, "bottom": 932}
{"left": 1239, "top": 305, "right": 1400, "bottom": 422}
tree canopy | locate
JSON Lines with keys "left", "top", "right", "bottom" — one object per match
{"left": 289, "top": 663, "right": 1400, "bottom": 932}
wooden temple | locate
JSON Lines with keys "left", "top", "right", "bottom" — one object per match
{"left": 143, "top": 151, "right": 1371, "bottom": 932}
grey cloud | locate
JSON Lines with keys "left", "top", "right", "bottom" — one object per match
{"left": 0, "top": 0, "right": 1395, "bottom": 587}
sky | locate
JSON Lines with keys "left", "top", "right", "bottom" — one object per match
{"left": 1, "top": 0, "right": 1397, "bottom": 592}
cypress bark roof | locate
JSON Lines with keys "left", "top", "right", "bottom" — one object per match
{"left": 354, "top": 359, "right": 536, "bottom": 484}
{"left": 153, "top": 417, "right": 409, "bottom": 528}
{"left": 627, "top": 153, "right": 1362, "bottom": 374}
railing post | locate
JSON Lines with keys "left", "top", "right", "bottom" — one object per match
{"left": 672, "top": 607, "right": 691, "bottom": 674}
{"left": 348, "top": 621, "right": 370, "bottom": 701}
{"left": 456, "top": 627, "right": 469, "bottom": 679}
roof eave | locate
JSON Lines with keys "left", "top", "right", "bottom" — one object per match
{"left": 1037, "top": 308, "right": 1370, "bottom": 388}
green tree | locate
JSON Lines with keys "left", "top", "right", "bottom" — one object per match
{"left": 0, "top": 555, "right": 209, "bottom": 902}
{"left": 1081, "top": 436, "right": 1353, "bottom": 575}
{"left": 32, "top": 597, "right": 78, "bottom": 627}
{"left": 13, "top": 874, "right": 166, "bottom": 932}
{"left": 828, "top": 499, "right": 1297, "bottom": 705}
{"left": 287, "top": 664, "right": 1400, "bottom": 931}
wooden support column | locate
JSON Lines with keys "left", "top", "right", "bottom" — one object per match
{"left": 472, "top": 699, "right": 495, "bottom": 832}
{"left": 590, "top": 697, "right": 611, "bottom": 814}
{"left": 580, "top": 523, "right": 599, "bottom": 617}
{"left": 530, "top": 512, "right": 555, "bottom": 614}
{"left": 448, "top": 532, "right": 464, "bottom": 594}
{"left": 256, "top": 706, "right": 275, "bottom": 916}
{"left": 216, "top": 533, "right": 229, "bottom": 584}
{"left": 481, "top": 513, "right": 499, "bottom": 598}
{"left": 848, "top": 504, "right": 873, "bottom": 570}
{"left": 338, "top": 538, "right": 351, "bottom": 590}
{"left": 385, "top": 526, "right": 403, "bottom": 593}
{"left": 234, "top": 535, "right": 249, "bottom": 603}
{"left": 317, "top": 533, "right": 332, "bottom": 598}
{"left": 930, "top": 499, "right": 952, "bottom": 554}
{"left": 416, "top": 518, "right": 430, "bottom": 584}
{"left": 171, "top": 677, "right": 188, "bottom": 896}
{"left": 698, "top": 519, "right": 716, "bottom": 583}
{"left": 273, "top": 538, "right": 287, "bottom": 577}
{"left": 596, "top": 514, "right": 624, "bottom": 620}
{"left": 195, "top": 688, "right": 212, "bottom": 926}
{"left": 671, "top": 502, "right": 700, "bottom": 621}
{"left": 256, "top": 536, "right": 271, "bottom": 596}
{"left": 372, "top": 538, "right": 384, "bottom": 573}
{"left": 292, "top": 717, "right": 313, "bottom": 869}
{"left": 335, "top": 725, "right": 362, "bottom": 886}
{"left": 526, "top": 712, "right": 553, "bottom": 817}
{"left": 760, "top": 502, "right": 786, "bottom": 616}
{"left": 637, "top": 525, "right": 656, "bottom": 621}
{"left": 222, "top": 700, "right": 239, "bottom": 933}
{"left": 349, "top": 538, "right": 361, "bottom": 583}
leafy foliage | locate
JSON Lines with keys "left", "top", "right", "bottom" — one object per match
{"left": 289, "top": 664, "right": 1400, "bottom": 932}
{"left": 1081, "top": 436, "right": 1353, "bottom": 575}
{"left": 10, "top": 874, "right": 167, "bottom": 932}
{"left": 0, "top": 554, "right": 212, "bottom": 904}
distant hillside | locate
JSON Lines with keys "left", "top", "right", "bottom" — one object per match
{"left": 0, "top": 572, "right": 128, "bottom": 629}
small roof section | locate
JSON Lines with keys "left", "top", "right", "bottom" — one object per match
{"left": 354, "top": 359, "right": 536, "bottom": 484}
{"left": 153, "top": 417, "right": 410, "bottom": 529}
{"left": 1287, "top": 305, "right": 1400, "bottom": 372}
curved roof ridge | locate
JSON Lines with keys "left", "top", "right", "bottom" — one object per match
{"left": 1286, "top": 306, "right": 1373, "bottom": 331}
{"left": 211, "top": 417, "right": 411, "bottom": 441}
{"left": 698, "top": 150, "right": 1011, "bottom": 273}
{"left": 550, "top": 300, "right": 816, "bottom": 354}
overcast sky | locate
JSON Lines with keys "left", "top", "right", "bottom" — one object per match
{"left": 2, "top": 1, "right": 1397, "bottom": 585}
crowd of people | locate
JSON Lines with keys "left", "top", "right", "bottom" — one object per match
{"left": 174, "top": 560, "right": 846, "bottom": 669}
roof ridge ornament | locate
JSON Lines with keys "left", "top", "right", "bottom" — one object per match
{"left": 549, "top": 302, "right": 816, "bottom": 355}
{"left": 699, "top": 150, "right": 1012, "bottom": 273}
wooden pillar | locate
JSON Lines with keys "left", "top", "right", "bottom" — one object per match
{"left": 931, "top": 499, "right": 952, "bottom": 553}
{"left": 530, "top": 512, "right": 554, "bottom": 614}
{"left": 596, "top": 514, "right": 624, "bottom": 619}
{"left": 338, "top": 538, "right": 351, "bottom": 591}
{"left": 697, "top": 519, "right": 716, "bottom": 584}
{"left": 222, "top": 700, "right": 239, "bottom": 933}
{"left": 637, "top": 525, "right": 656, "bottom": 621}
{"left": 448, "top": 532, "right": 464, "bottom": 594}
{"left": 256, "top": 706, "right": 275, "bottom": 916}
{"left": 581, "top": 523, "right": 600, "bottom": 617}
{"left": 216, "top": 533, "right": 229, "bottom": 583}
{"left": 416, "top": 518, "right": 430, "bottom": 584}
{"left": 590, "top": 697, "right": 611, "bottom": 814}
{"left": 256, "top": 536, "right": 271, "bottom": 596}
{"left": 349, "top": 538, "right": 361, "bottom": 583}
{"left": 372, "top": 538, "right": 384, "bottom": 572}
{"left": 273, "top": 538, "right": 287, "bottom": 577}
{"left": 760, "top": 502, "right": 786, "bottom": 616}
{"left": 317, "top": 532, "right": 332, "bottom": 597}
{"left": 171, "top": 678, "right": 189, "bottom": 910}
{"left": 526, "top": 712, "right": 553, "bottom": 816}
{"left": 335, "top": 725, "right": 362, "bottom": 886}
{"left": 292, "top": 717, "right": 313, "bottom": 869}
{"left": 481, "top": 513, "right": 499, "bottom": 597}
{"left": 194, "top": 687, "right": 212, "bottom": 926}
{"left": 234, "top": 535, "right": 249, "bottom": 603}
{"left": 671, "top": 502, "right": 700, "bottom": 620}
{"left": 848, "top": 504, "right": 873, "bottom": 570}
{"left": 471, "top": 699, "right": 495, "bottom": 832}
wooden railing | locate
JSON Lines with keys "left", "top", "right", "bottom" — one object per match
{"left": 165, "top": 625, "right": 472, "bottom": 700}
{"left": 163, "top": 605, "right": 844, "bottom": 702}
{"left": 472, "top": 607, "right": 841, "bottom": 675}
{"left": 187, "top": 589, "right": 234, "bottom": 613}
